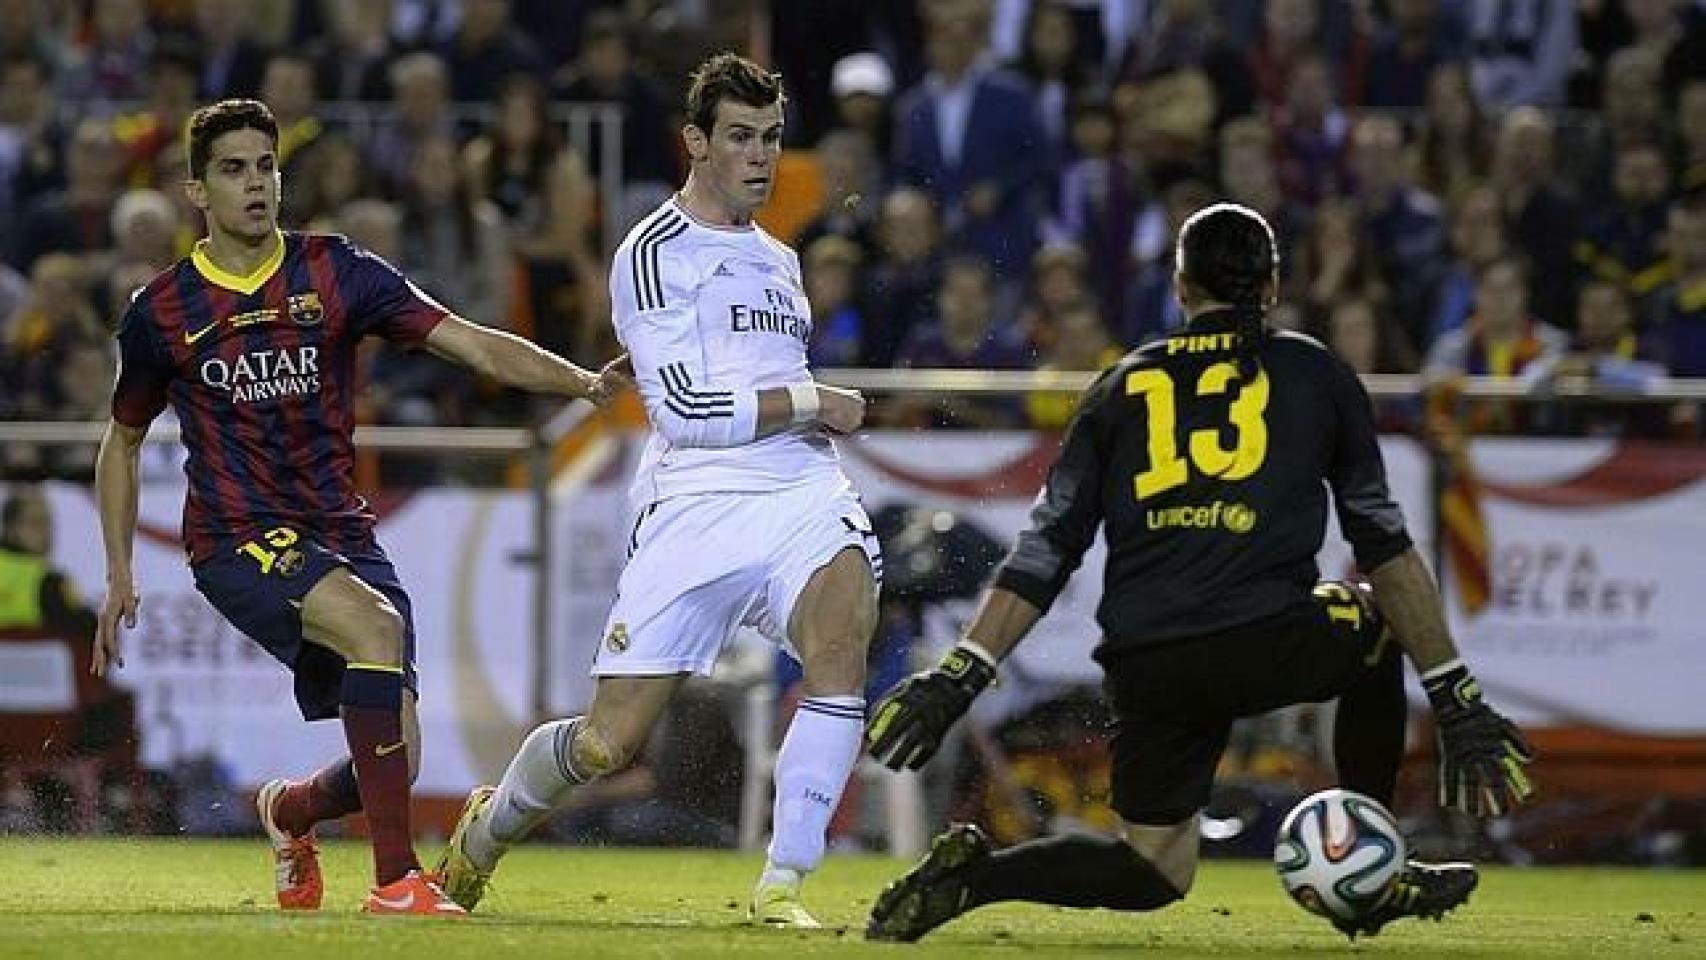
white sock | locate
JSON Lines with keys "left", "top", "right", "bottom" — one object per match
{"left": 465, "top": 717, "right": 590, "bottom": 869}
{"left": 765, "top": 696, "right": 865, "bottom": 877}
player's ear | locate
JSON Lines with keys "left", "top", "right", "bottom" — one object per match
{"left": 683, "top": 123, "right": 708, "bottom": 163}
{"left": 183, "top": 177, "right": 208, "bottom": 212}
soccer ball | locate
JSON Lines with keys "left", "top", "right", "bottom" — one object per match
{"left": 1273, "top": 788, "right": 1406, "bottom": 923}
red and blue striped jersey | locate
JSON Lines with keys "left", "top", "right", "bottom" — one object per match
{"left": 112, "top": 231, "right": 449, "bottom": 563}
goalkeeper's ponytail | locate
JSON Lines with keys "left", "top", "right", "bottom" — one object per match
{"left": 1176, "top": 202, "right": 1278, "bottom": 379}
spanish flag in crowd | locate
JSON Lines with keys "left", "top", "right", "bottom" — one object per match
{"left": 1424, "top": 379, "right": 1492, "bottom": 616}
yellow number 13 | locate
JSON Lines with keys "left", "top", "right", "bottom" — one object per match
{"left": 1125, "top": 363, "right": 1270, "bottom": 499}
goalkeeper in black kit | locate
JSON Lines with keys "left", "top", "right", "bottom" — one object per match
{"left": 863, "top": 203, "right": 1535, "bottom": 942}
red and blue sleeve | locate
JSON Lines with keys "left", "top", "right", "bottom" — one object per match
{"left": 110, "top": 299, "right": 172, "bottom": 428}
{"left": 340, "top": 240, "right": 450, "bottom": 346}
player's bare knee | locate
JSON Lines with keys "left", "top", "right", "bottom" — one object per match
{"left": 351, "top": 602, "right": 406, "bottom": 665}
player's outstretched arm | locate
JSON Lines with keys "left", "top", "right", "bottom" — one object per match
{"left": 423, "top": 314, "right": 629, "bottom": 404}
{"left": 866, "top": 587, "right": 1040, "bottom": 771}
{"left": 93, "top": 419, "right": 147, "bottom": 676}
{"left": 1368, "top": 547, "right": 1536, "bottom": 817}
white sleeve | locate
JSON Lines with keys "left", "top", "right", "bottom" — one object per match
{"left": 611, "top": 242, "right": 759, "bottom": 448}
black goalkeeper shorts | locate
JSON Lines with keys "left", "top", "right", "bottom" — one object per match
{"left": 1098, "top": 583, "right": 1390, "bottom": 826}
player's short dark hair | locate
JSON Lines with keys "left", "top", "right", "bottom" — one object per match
{"left": 685, "top": 53, "right": 785, "bottom": 136}
{"left": 1176, "top": 202, "right": 1278, "bottom": 376}
{"left": 185, "top": 99, "right": 279, "bottom": 179}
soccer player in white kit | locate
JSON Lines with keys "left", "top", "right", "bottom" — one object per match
{"left": 435, "top": 53, "right": 878, "bottom": 927}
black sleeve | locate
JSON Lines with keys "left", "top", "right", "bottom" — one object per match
{"left": 1325, "top": 358, "right": 1413, "bottom": 571}
{"left": 993, "top": 369, "right": 1114, "bottom": 613}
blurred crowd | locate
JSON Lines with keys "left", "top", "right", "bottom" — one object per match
{"left": 3, "top": 0, "right": 1706, "bottom": 479}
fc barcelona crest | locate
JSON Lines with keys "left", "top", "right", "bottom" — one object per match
{"left": 288, "top": 291, "right": 324, "bottom": 326}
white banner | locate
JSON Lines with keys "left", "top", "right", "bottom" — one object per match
{"left": 1443, "top": 440, "right": 1706, "bottom": 735}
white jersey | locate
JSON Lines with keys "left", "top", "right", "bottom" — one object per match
{"left": 611, "top": 197, "right": 843, "bottom": 505}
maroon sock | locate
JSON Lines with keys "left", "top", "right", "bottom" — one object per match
{"left": 273, "top": 758, "right": 361, "bottom": 837}
{"left": 340, "top": 665, "right": 418, "bottom": 885}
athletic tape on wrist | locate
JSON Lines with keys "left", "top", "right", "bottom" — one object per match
{"left": 1421, "top": 657, "right": 1467, "bottom": 683}
{"left": 786, "top": 382, "right": 819, "bottom": 424}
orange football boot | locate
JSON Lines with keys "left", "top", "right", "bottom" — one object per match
{"left": 257, "top": 778, "right": 323, "bottom": 911}
{"left": 362, "top": 870, "right": 468, "bottom": 916}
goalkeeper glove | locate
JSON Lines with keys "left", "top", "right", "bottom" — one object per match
{"left": 866, "top": 642, "right": 997, "bottom": 771}
{"left": 1424, "top": 660, "right": 1536, "bottom": 817}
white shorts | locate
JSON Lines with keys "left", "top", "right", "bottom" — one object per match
{"left": 593, "top": 477, "right": 882, "bottom": 677}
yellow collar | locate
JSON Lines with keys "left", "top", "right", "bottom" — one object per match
{"left": 191, "top": 231, "right": 286, "bottom": 295}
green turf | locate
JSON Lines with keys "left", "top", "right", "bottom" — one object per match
{"left": 0, "top": 839, "right": 1700, "bottom": 958}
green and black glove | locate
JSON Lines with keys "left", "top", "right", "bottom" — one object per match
{"left": 1424, "top": 660, "right": 1536, "bottom": 817}
{"left": 866, "top": 643, "right": 998, "bottom": 771}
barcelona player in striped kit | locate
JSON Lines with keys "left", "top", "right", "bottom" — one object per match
{"left": 92, "top": 100, "right": 627, "bottom": 915}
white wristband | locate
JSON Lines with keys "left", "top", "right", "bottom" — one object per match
{"left": 956, "top": 640, "right": 999, "bottom": 669}
{"left": 786, "top": 382, "right": 820, "bottom": 425}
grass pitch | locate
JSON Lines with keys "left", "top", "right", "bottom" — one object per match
{"left": 0, "top": 839, "right": 1701, "bottom": 958}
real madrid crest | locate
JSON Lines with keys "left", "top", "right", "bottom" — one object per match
{"left": 288, "top": 291, "right": 324, "bottom": 326}
{"left": 605, "top": 622, "right": 630, "bottom": 653}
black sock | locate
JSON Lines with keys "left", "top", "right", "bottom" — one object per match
{"left": 1333, "top": 642, "right": 1407, "bottom": 806}
{"left": 967, "top": 834, "right": 1183, "bottom": 911}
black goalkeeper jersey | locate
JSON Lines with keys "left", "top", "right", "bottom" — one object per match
{"left": 993, "top": 309, "right": 1413, "bottom": 654}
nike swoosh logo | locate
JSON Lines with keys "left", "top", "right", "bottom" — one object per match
{"left": 371, "top": 890, "right": 415, "bottom": 910}
{"left": 184, "top": 323, "right": 219, "bottom": 345}
{"left": 376, "top": 741, "right": 406, "bottom": 757}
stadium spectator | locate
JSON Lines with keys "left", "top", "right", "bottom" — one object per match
{"left": 1467, "top": 0, "right": 1574, "bottom": 108}
{"left": 400, "top": 136, "right": 510, "bottom": 335}
{"left": 438, "top": 0, "right": 545, "bottom": 104}
{"left": 0, "top": 53, "right": 66, "bottom": 263}
{"left": 825, "top": 51, "right": 896, "bottom": 159}
{"left": 287, "top": 134, "right": 371, "bottom": 231}
{"left": 1560, "top": 280, "right": 1665, "bottom": 388}
{"left": 1024, "top": 297, "right": 1119, "bottom": 430}
{"left": 802, "top": 235, "right": 867, "bottom": 368}
{"left": 553, "top": 10, "right": 677, "bottom": 216}
{"left": 990, "top": 0, "right": 1133, "bottom": 73}
{"left": 793, "top": 129, "right": 880, "bottom": 260}
{"left": 861, "top": 187, "right": 944, "bottom": 367}
{"left": 892, "top": 255, "right": 1031, "bottom": 429}
{"left": 1432, "top": 184, "right": 1511, "bottom": 344}
{"left": 190, "top": 0, "right": 269, "bottom": 100}
{"left": 367, "top": 51, "right": 456, "bottom": 196}
{"left": 1015, "top": 241, "right": 1095, "bottom": 346}
{"left": 260, "top": 53, "right": 326, "bottom": 199}
{"left": 1424, "top": 254, "right": 1568, "bottom": 431}
{"left": 1248, "top": 0, "right": 1369, "bottom": 112}
{"left": 1324, "top": 296, "right": 1420, "bottom": 429}
{"left": 1408, "top": 63, "right": 1494, "bottom": 202}
{"left": 1293, "top": 197, "right": 1391, "bottom": 332}
{"left": 1052, "top": 94, "right": 1143, "bottom": 327}
{"left": 1, "top": 253, "right": 106, "bottom": 473}
{"left": 1363, "top": 0, "right": 1465, "bottom": 109}
{"left": 893, "top": 1, "right": 1044, "bottom": 279}
{"left": 1565, "top": 46, "right": 1672, "bottom": 198}
{"left": 465, "top": 74, "right": 605, "bottom": 360}
{"left": 1575, "top": 142, "right": 1676, "bottom": 303}
{"left": 1270, "top": 52, "right": 1352, "bottom": 210}
{"left": 1115, "top": 0, "right": 1251, "bottom": 124}
{"left": 111, "top": 38, "right": 200, "bottom": 190}
{"left": 0, "top": 486, "right": 96, "bottom": 639}
{"left": 109, "top": 188, "right": 180, "bottom": 271}
{"left": 59, "top": 0, "right": 154, "bottom": 106}
{"left": 11, "top": 118, "right": 123, "bottom": 272}
{"left": 1624, "top": 0, "right": 1706, "bottom": 103}
{"left": 1350, "top": 114, "right": 1448, "bottom": 350}
{"left": 1491, "top": 107, "right": 1580, "bottom": 333}
{"left": 306, "top": 0, "right": 396, "bottom": 103}
{"left": 1007, "top": 1, "right": 1096, "bottom": 166}
{"left": 1648, "top": 200, "right": 1706, "bottom": 378}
